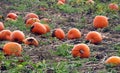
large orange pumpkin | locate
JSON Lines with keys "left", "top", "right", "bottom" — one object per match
{"left": 0, "top": 22, "right": 4, "bottom": 31}
{"left": 3, "top": 42, "right": 22, "bottom": 56}
{"left": 10, "top": 30, "right": 25, "bottom": 43}
{"left": 25, "top": 13, "right": 39, "bottom": 20}
{"left": 108, "top": 3, "right": 119, "bottom": 11}
{"left": 85, "top": 31, "right": 102, "bottom": 44}
{"left": 23, "top": 37, "right": 39, "bottom": 46}
{"left": 0, "top": 30, "right": 12, "bottom": 41}
{"left": 6, "top": 13, "right": 18, "bottom": 20}
{"left": 52, "top": 28, "right": 65, "bottom": 40}
{"left": 30, "top": 22, "right": 47, "bottom": 35}
{"left": 93, "top": 16, "right": 108, "bottom": 28}
{"left": 71, "top": 44, "right": 90, "bottom": 58}
{"left": 67, "top": 28, "right": 81, "bottom": 39}
{"left": 25, "top": 18, "right": 40, "bottom": 27}
{"left": 105, "top": 56, "right": 120, "bottom": 66}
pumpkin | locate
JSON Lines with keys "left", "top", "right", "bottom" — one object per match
{"left": 25, "top": 18, "right": 40, "bottom": 27}
{"left": 108, "top": 3, "right": 119, "bottom": 11}
{"left": 52, "top": 28, "right": 65, "bottom": 40}
{"left": 6, "top": 13, "right": 18, "bottom": 20}
{"left": 71, "top": 44, "right": 90, "bottom": 58}
{"left": 93, "top": 16, "right": 108, "bottom": 28}
{"left": 86, "top": 0, "right": 94, "bottom": 4}
{"left": 57, "top": 1, "right": 65, "bottom": 5}
{"left": 30, "top": 22, "right": 47, "bottom": 34}
{"left": 10, "top": 30, "right": 25, "bottom": 43}
{"left": 85, "top": 31, "right": 102, "bottom": 44}
{"left": 43, "top": 24, "right": 50, "bottom": 32}
{"left": 0, "top": 22, "right": 4, "bottom": 31}
{"left": 23, "top": 37, "right": 39, "bottom": 46}
{"left": 67, "top": 28, "right": 81, "bottom": 39}
{"left": 25, "top": 13, "right": 39, "bottom": 20}
{"left": 3, "top": 42, "right": 22, "bottom": 56}
{"left": 0, "top": 30, "right": 12, "bottom": 41}
{"left": 59, "top": 0, "right": 65, "bottom": 3}
{"left": 105, "top": 56, "right": 120, "bottom": 66}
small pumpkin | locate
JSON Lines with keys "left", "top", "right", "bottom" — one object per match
{"left": 30, "top": 22, "right": 47, "bottom": 35}
{"left": 67, "top": 28, "right": 81, "bottom": 39}
{"left": 0, "top": 30, "right": 12, "bottom": 41}
{"left": 108, "top": 3, "right": 119, "bottom": 11}
{"left": 85, "top": 31, "right": 102, "bottom": 44}
{"left": 57, "top": 1, "right": 65, "bottom": 5}
{"left": 3, "top": 42, "right": 22, "bottom": 56}
{"left": 0, "top": 22, "right": 4, "bottom": 31}
{"left": 25, "top": 18, "right": 40, "bottom": 27}
{"left": 71, "top": 44, "right": 90, "bottom": 58}
{"left": 25, "top": 13, "right": 39, "bottom": 20}
{"left": 6, "top": 13, "right": 18, "bottom": 20}
{"left": 105, "top": 56, "right": 120, "bottom": 66}
{"left": 93, "top": 16, "right": 108, "bottom": 28}
{"left": 59, "top": 0, "right": 65, "bottom": 3}
{"left": 86, "top": 0, "right": 94, "bottom": 4}
{"left": 52, "top": 28, "right": 65, "bottom": 40}
{"left": 10, "top": 30, "right": 25, "bottom": 43}
{"left": 43, "top": 24, "right": 50, "bottom": 33}
{"left": 23, "top": 37, "right": 39, "bottom": 46}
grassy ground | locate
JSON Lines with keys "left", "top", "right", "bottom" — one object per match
{"left": 0, "top": 0, "right": 120, "bottom": 73}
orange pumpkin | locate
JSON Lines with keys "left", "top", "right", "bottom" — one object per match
{"left": 108, "top": 3, "right": 119, "bottom": 11}
{"left": 59, "top": 0, "right": 65, "bottom": 3}
{"left": 85, "top": 31, "right": 102, "bottom": 44}
{"left": 43, "top": 24, "right": 50, "bottom": 32}
{"left": 57, "top": 1, "right": 65, "bottom": 5}
{"left": 93, "top": 16, "right": 108, "bottom": 28}
{"left": 25, "top": 13, "right": 39, "bottom": 20}
{"left": 30, "top": 22, "right": 47, "bottom": 34}
{"left": 67, "top": 28, "right": 81, "bottom": 39}
{"left": 71, "top": 44, "right": 90, "bottom": 58}
{"left": 105, "top": 56, "right": 120, "bottom": 66}
{"left": 0, "top": 30, "right": 12, "bottom": 41}
{"left": 25, "top": 18, "right": 40, "bottom": 27}
{"left": 7, "top": 13, "right": 18, "bottom": 20}
{"left": 3, "top": 42, "right": 22, "bottom": 56}
{"left": 52, "top": 28, "right": 65, "bottom": 40}
{"left": 23, "top": 37, "right": 39, "bottom": 46}
{"left": 0, "top": 22, "right": 4, "bottom": 31}
{"left": 10, "top": 30, "right": 25, "bottom": 43}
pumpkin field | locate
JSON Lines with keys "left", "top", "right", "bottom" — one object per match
{"left": 0, "top": 0, "right": 120, "bottom": 73}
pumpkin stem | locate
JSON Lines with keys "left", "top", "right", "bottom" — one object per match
{"left": 85, "top": 40, "right": 89, "bottom": 43}
{"left": 79, "top": 50, "right": 84, "bottom": 54}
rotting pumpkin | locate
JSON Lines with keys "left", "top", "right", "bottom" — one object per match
{"left": 23, "top": 37, "right": 39, "bottom": 46}
{"left": 71, "top": 44, "right": 90, "bottom": 58}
